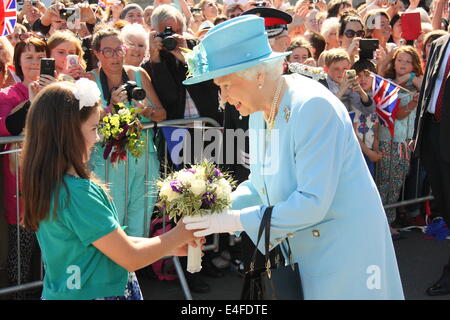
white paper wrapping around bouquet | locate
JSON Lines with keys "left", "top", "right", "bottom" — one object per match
{"left": 187, "top": 239, "right": 202, "bottom": 273}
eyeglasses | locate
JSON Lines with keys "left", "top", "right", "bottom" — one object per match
{"left": 344, "top": 29, "right": 365, "bottom": 38}
{"left": 98, "top": 46, "right": 128, "bottom": 58}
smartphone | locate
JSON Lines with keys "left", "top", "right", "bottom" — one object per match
{"left": 40, "top": 58, "right": 55, "bottom": 76}
{"left": 346, "top": 69, "right": 356, "bottom": 79}
{"left": 359, "top": 38, "right": 379, "bottom": 60}
{"left": 66, "top": 54, "right": 79, "bottom": 70}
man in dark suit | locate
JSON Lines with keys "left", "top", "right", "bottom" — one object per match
{"left": 412, "top": 34, "right": 450, "bottom": 296}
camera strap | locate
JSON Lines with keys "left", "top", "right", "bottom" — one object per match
{"left": 99, "top": 68, "right": 130, "bottom": 105}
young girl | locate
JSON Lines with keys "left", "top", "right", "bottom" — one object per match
{"left": 47, "top": 30, "right": 87, "bottom": 79}
{"left": 378, "top": 45, "right": 423, "bottom": 237}
{"left": 21, "top": 80, "right": 202, "bottom": 300}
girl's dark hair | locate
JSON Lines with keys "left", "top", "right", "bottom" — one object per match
{"left": 352, "top": 59, "right": 376, "bottom": 74}
{"left": 22, "top": 81, "right": 100, "bottom": 232}
{"left": 307, "top": 31, "right": 326, "bottom": 60}
{"left": 388, "top": 14, "right": 400, "bottom": 43}
{"left": 13, "top": 37, "right": 49, "bottom": 81}
{"left": 288, "top": 37, "right": 313, "bottom": 57}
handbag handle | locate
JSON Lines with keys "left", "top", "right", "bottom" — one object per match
{"left": 249, "top": 206, "right": 272, "bottom": 273}
{"left": 250, "top": 206, "right": 296, "bottom": 278}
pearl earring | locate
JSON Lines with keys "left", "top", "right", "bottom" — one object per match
{"left": 258, "top": 84, "right": 263, "bottom": 89}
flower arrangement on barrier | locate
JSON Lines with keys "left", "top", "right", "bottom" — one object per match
{"left": 98, "top": 103, "right": 145, "bottom": 164}
{"left": 156, "top": 160, "right": 236, "bottom": 272}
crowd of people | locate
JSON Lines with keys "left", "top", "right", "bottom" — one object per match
{"left": 0, "top": 0, "right": 449, "bottom": 299}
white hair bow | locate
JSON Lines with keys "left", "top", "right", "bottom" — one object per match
{"left": 72, "top": 78, "right": 101, "bottom": 110}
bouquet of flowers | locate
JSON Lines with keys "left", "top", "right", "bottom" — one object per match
{"left": 156, "top": 161, "right": 236, "bottom": 273}
{"left": 98, "top": 103, "right": 145, "bottom": 164}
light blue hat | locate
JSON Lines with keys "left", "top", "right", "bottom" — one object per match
{"left": 182, "top": 15, "right": 290, "bottom": 85}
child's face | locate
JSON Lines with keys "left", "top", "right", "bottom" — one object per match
{"left": 288, "top": 47, "right": 310, "bottom": 64}
{"left": 394, "top": 51, "right": 414, "bottom": 76}
{"left": 357, "top": 70, "right": 374, "bottom": 92}
{"left": 81, "top": 107, "right": 100, "bottom": 163}
{"left": 325, "top": 59, "right": 350, "bottom": 84}
{"left": 50, "top": 40, "right": 77, "bottom": 74}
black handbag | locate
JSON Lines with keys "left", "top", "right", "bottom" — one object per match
{"left": 241, "top": 206, "right": 304, "bottom": 300}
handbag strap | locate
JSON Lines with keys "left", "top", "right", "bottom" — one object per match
{"left": 264, "top": 206, "right": 273, "bottom": 279}
{"left": 249, "top": 206, "right": 273, "bottom": 272}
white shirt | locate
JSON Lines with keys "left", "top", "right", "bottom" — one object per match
{"left": 427, "top": 41, "right": 450, "bottom": 114}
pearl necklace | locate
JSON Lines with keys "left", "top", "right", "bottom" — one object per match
{"left": 264, "top": 77, "right": 284, "bottom": 131}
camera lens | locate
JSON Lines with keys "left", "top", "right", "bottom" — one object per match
{"left": 162, "top": 37, "right": 177, "bottom": 51}
{"left": 131, "top": 88, "right": 146, "bottom": 101}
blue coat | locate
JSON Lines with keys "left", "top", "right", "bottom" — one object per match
{"left": 231, "top": 74, "right": 404, "bottom": 300}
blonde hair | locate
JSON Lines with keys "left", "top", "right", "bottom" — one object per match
{"left": 47, "top": 30, "right": 86, "bottom": 70}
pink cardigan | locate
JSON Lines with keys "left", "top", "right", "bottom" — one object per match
{"left": 1, "top": 83, "right": 29, "bottom": 225}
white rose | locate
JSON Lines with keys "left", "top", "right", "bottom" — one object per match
{"left": 216, "top": 178, "right": 232, "bottom": 200}
{"left": 195, "top": 167, "right": 207, "bottom": 181}
{"left": 118, "top": 108, "right": 130, "bottom": 116}
{"left": 190, "top": 179, "right": 206, "bottom": 196}
{"left": 177, "top": 171, "right": 196, "bottom": 185}
{"left": 160, "top": 183, "right": 181, "bottom": 202}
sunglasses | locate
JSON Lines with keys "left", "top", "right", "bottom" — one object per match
{"left": 344, "top": 29, "right": 365, "bottom": 38}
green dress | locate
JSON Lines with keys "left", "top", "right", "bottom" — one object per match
{"left": 89, "top": 67, "right": 160, "bottom": 237}
{"left": 36, "top": 175, "right": 129, "bottom": 300}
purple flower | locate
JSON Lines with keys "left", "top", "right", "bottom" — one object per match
{"left": 202, "top": 192, "right": 217, "bottom": 206}
{"left": 170, "top": 180, "right": 183, "bottom": 193}
{"left": 213, "top": 168, "right": 223, "bottom": 177}
{"left": 186, "top": 169, "right": 196, "bottom": 174}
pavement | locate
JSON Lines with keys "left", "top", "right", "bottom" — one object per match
{"left": 138, "top": 229, "right": 450, "bottom": 300}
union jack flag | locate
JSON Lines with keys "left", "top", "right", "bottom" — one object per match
{"left": 372, "top": 74, "right": 400, "bottom": 137}
{"left": 0, "top": 0, "right": 16, "bottom": 36}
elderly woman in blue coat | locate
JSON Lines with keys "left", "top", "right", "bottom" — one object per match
{"left": 182, "top": 15, "right": 404, "bottom": 300}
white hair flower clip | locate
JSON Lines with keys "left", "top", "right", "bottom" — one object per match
{"left": 72, "top": 78, "right": 101, "bottom": 110}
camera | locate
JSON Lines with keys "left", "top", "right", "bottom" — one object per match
{"left": 156, "top": 26, "right": 178, "bottom": 51}
{"left": 60, "top": 8, "right": 76, "bottom": 20}
{"left": 119, "top": 81, "right": 146, "bottom": 102}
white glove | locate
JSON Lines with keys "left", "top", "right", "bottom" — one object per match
{"left": 183, "top": 210, "right": 244, "bottom": 237}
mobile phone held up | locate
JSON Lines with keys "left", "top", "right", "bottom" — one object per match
{"left": 66, "top": 55, "right": 79, "bottom": 68}
{"left": 359, "top": 38, "right": 379, "bottom": 60}
{"left": 40, "top": 58, "right": 55, "bottom": 76}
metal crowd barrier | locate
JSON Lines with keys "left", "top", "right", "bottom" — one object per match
{"left": 0, "top": 114, "right": 435, "bottom": 299}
